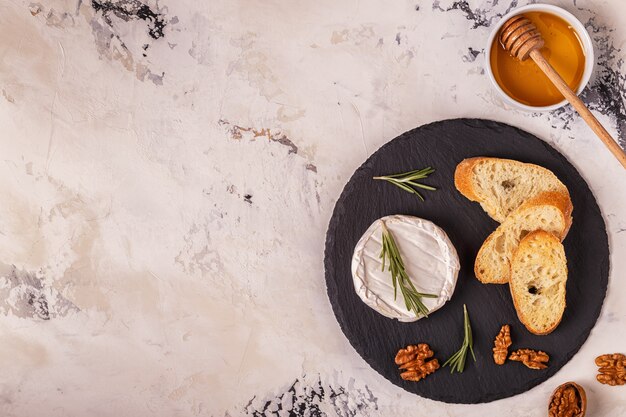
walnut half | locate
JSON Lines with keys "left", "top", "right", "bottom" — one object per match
{"left": 509, "top": 348, "right": 549, "bottom": 369}
{"left": 493, "top": 324, "right": 512, "bottom": 365}
{"left": 595, "top": 353, "right": 626, "bottom": 386}
{"left": 548, "top": 382, "right": 586, "bottom": 417}
{"left": 395, "top": 344, "right": 439, "bottom": 382}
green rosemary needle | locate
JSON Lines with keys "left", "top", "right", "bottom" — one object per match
{"left": 379, "top": 222, "right": 437, "bottom": 318}
{"left": 373, "top": 167, "right": 436, "bottom": 201}
{"left": 442, "top": 304, "right": 476, "bottom": 373}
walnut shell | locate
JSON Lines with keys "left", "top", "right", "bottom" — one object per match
{"left": 548, "top": 382, "right": 586, "bottom": 417}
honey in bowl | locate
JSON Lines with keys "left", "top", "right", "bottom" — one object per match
{"left": 490, "top": 11, "right": 586, "bottom": 107}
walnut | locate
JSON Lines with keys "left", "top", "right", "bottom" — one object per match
{"left": 509, "top": 348, "right": 549, "bottom": 369}
{"left": 399, "top": 359, "right": 440, "bottom": 382}
{"left": 548, "top": 382, "right": 586, "bottom": 417}
{"left": 595, "top": 353, "right": 626, "bottom": 386}
{"left": 395, "top": 343, "right": 433, "bottom": 365}
{"left": 493, "top": 324, "right": 512, "bottom": 365}
{"left": 395, "top": 344, "right": 439, "bottom": 382}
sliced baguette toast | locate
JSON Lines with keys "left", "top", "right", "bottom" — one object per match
{"left": 455, "top": 157, "right": 569, "bottom": 223}
{"left": 475, "top": 191, "right": 573, "bottom": 284}
{"left": 510, "top": 230, "right": 567, "bottom": 335}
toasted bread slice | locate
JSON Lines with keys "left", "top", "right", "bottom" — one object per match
{"left": 475, "top": 191, "right": 572, "bottom": 284}
{"left": 455, "top": 157, "right": 569, "bottom": 223}
{"left": 510, "top": 230, "right": 567, "bottom": 335}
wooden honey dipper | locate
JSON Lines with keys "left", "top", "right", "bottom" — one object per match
{"left": 500, "top": 15, "right": 626, "bottom": 169}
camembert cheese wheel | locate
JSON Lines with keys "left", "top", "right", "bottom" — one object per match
{"left": 351, "top": 215, "right": 460, "bottom": 322}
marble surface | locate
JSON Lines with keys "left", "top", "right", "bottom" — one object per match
{"left": 0, "top": 0, "right": 625, "bottom": 415}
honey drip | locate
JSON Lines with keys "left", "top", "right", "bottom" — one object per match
{"left": 490, "top": 11, "right": 586, "bottom": 107}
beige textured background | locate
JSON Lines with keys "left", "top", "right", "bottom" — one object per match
{"left": 0, "top": 0, "right": 625, "bottom": 415}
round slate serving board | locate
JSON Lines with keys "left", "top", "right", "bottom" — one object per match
{"left": 324, "top": 119, "right": 609, "bottom": 404}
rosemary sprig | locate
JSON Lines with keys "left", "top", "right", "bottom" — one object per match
{"left": 373, "top": 167, "right": 436, "bottom": 201}
{"left": 442, "top": 304, "right": 476, "bottom": 373}
{"left": 379, "top": 222, "right": 437, "bottom": 318}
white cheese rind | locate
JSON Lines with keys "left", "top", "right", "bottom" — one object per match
{"left": 351, "top": 215, "right": 460, "bottom": 322}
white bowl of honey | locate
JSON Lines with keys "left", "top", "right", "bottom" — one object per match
{"left": 486, "top": 4, "right": 594, "bottom": 112}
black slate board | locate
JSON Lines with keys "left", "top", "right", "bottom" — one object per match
{"left": 324, "top": 119, "right": 609, "bottom": 404}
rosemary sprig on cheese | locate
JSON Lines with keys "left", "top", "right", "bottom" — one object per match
{"left": 380, "top": 222, "right": 437, "bottom": 318}
{"left": 373, "top": 167, "right": 436, "bottom": 201}
{"left": 442, "top": 304, "right": 476, "bottom": 373}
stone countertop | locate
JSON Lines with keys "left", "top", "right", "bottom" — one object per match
{"left": 0, "top": 0, "right": 625, "bottom": 415}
